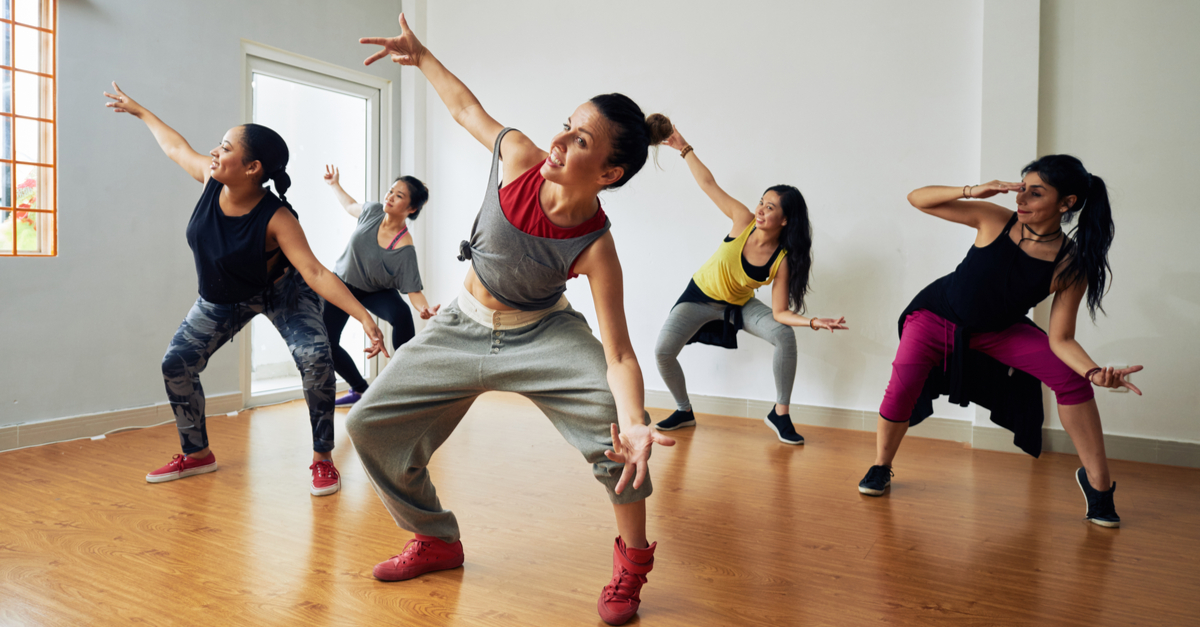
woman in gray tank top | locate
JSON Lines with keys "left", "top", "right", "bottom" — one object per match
{"left": 348, "top": 14, "right": 674, "bottom": 625}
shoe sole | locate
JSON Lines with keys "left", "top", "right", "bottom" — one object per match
{"left": 762, "top": 416, "right": 804, "bottom": 445}
{"left": 311, "top": 481, "right": 341, "bottom": 497}
{"left": 858, "top": 483, "right": 888, "bottom": 496}
{"left": 1075, "top": 470, "right": 1120, "bottom": 528}
{"left": 654, "top": 419, "right": 696, "bottom": 431}
{"left": 146, "top": 461, "right": 218, "bottom": 483}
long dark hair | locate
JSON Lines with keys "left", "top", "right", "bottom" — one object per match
{"left": 1021, "top": 154, "right": 1114, "bottom": 320}
{"left": 766, "top": 184, "right": 813, "bottom": 313}
{"left": 588, "top": 94, "right": 673, "bottom": 189}
{"left": 239, "top": 123, "right": 292, "bottom": 207}
{"left": 396, "top": 175, "right": 429, "bottom": 219}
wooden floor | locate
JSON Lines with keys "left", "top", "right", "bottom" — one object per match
{"left": 3, "top": 393, "right": 1198, "bottom": 626}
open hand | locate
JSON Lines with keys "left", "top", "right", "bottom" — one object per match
{"left": 967, "top": 180, "right": 1025, "bottom": 199}
{"left": 1089, "top": 365, "right": 1143, "bottom": 395}
{"left": 416, "top": 303, "right": 441, "bottom": 320}
{"left": 103, "top": 82, "right": 146, "bottom": 118}
{"left": 811, "top": 316, "right": 849, "bottom": 332}
{"left": 361, "top": 319, "right": 390, "bottom": 359}
{"left": 323, "top": 165, "right": 340, "bottom": 186}
{"left": 360, "top": 13, "right": 426, "bottom": 67}
{"left": 604, "top": 422, "right": 675, "bottom": 494}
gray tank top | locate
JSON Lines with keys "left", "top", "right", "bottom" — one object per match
{"left": 457, "top": 128, "right": 611, "bottom": 311}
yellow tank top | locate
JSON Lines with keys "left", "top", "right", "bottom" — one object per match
{"left": 692, "top": 222, "right": 787, "bottom": 306}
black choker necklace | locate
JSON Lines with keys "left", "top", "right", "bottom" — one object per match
{"left": 1019, "top": 222, "right": 1064, "bottom": 246}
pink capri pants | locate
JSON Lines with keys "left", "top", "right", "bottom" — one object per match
{"left": 880, "top": 309, "right": 1093, "bottom": 422}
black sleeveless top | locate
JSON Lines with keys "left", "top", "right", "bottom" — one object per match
{"left": 899, "top": 213, "right": 1071, "bottom": 457}
{"left": 185, "top": 178, "right": 298, "bottom": 304}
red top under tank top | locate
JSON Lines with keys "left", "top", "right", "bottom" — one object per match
{"left": 499, "top": 163, "right": 607, "bottom": 277}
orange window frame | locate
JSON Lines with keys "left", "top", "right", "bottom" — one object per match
{"left": 1, "top": 0, "right": 57, "bottom": 257}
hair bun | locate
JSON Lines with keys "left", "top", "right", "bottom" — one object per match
{"left": 272, "top": 169, "right": 292, "bottom": 197}
{"left": 645, "top": 113, "right": 673, "bottom": 145}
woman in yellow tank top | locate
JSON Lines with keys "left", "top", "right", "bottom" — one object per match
{"left": 653, "top": 125, "right": 848, "bottom": 442}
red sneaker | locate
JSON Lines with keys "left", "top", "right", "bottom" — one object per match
{"left": 597, "top": 537, "right": 656, "bottom": 625}
{"left": 146, "top": 453, "right": 218, "bottom": 483}
{"left": 309, "top": 460, "right": 341, "bottom": 496}
{"left": 372, "top": 534, "right": 464, "bottom": 581}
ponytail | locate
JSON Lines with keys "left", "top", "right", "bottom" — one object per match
{"left": 767, "top": 184, "right": 813, "bottom": 313}
{"left": 1021, "top": 155, "right": 1114, "bottom": 320}
{"left": 239, "top": 123, "right": 292, "bottom": 208}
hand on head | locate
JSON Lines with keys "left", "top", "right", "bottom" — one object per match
{"left": 360, "top": 13, "right": 425, "bottom": 66}
{"left": 967, "top": 180, "right": 1025, "bottom": 199}
{"left": 103, "top": 82, "right": 145, "bottom": 117}
{"left": 663, "top": 126, "right": 688, "bottom": 152}
{"left": 323, "top": 165, "right": 340, "bottom": 186}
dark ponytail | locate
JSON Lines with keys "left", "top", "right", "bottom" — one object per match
{"left": 588, "top": 93, "right": 672, "bottom": 189}
{"left": 1021, "top": 154, "right": 1114, "bottom": 320}
{"left": 239, "top": 123, "right": 292, "bottom": 208}
{"left": 767, "top": 184, "right": 813, "bottom": 313}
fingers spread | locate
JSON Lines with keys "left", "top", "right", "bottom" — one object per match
{"left": 364, "top": 50, "right": 389, "bottom": 66}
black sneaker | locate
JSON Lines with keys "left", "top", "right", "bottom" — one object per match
{"left": 763, "top": 409, "right": 804, "bottom": 445}
{"left": 655, "top": 409, "right": 697, "bottom": 431}
{"left": 1075, "top": 467, "right": 1120, "bottom": 528}
{"left": 858, "top": 465, "right": 893, "bottom": 496}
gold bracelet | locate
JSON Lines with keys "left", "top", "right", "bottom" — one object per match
{"left": 680, "top": 145, "right": 694, "bottom": 159}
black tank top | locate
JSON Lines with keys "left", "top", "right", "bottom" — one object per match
{"left": 185, "top": 178, "right": 298, "bottom": 304}
{"left": 943, "top": 213, "right": 1068, "bottom": 330}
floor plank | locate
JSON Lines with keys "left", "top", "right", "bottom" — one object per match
{"left": 2, "top": 392, "right": 1197, "bottom": 626}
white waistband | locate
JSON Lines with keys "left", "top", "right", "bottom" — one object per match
{"left": 457, "top": 287, "right": 569, "bottom": 330}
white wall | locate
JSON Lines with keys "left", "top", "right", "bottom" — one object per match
{"left": 0, "top": 0, "right": 404, "bottom": 426}
{"left": 420, "top": 1, "right": 985, "bottom": 422}
{"left": 1038, "top": 0, "right": 1200, "bottom": 442}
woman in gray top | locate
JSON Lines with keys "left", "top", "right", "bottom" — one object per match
{"left": 320, "top": 166, "right": 440, "bottom": 405}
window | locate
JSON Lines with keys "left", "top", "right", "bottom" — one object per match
{"left": 0, "top": 0, "right": 55, "bottom": 257}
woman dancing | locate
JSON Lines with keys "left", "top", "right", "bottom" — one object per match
{"left": 653, "top": 126, "right": 848, "bottom": 443}
{"left": 104, "top": 83, "right": 386, "bottom": 497}
{"left": 320, "top": 166, "right": 439, "bottom": 406}
{"left": 348, "top": 15, "right": 674, "bottom": 625}
{"left": 858, "top": 155, "right": 1141, "bottom": 529}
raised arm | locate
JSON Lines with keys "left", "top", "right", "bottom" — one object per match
{"left": 104, "top": 82, "right": 211, "bottom": 184}
{"left": 664, "top": 127, "right": 753, "bottom": 231}
{"left": 322, "top": 165, "right": 362, "bottom": 218}
{"left": 572, "top": 233, "right": 675, "bottom": 494}
{"left": 906, "top": 181, "right": 1022, "bottom": 230}
{"left": 360, "top": 14, "right": 544, "bottom": 174}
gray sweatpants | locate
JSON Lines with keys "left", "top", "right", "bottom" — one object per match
{"left": 345, "top": 297, "right": 652, "bottom": 544}
{"left": 654, "top": 297, "right": 797, "bottom": 411}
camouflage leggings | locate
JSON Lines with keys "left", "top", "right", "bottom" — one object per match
{"left": 162, "top": 270, "right": 335, "bottom": 454}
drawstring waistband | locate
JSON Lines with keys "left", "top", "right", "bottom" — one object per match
{"left": 456, "top": 287, "right": 568, "bottom": 331}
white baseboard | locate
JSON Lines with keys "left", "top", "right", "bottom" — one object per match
{"left": 0, "top": 392, "right": 243, "bottom": 453}
{"left": 645, "top": 390, "right": 1200, "bottom": 468}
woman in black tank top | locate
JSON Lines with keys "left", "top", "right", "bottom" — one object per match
{"left": 859, "top": 155, "right": 1143, "bottom": 529}
{"left": 104, "top": 83, "right": 387, "bottom": 497}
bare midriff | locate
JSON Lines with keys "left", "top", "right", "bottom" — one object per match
{"left": 464, "top": 266, "right": 518, "bottom": 311}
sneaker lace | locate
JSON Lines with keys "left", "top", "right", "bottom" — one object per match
{"left": 869, "top": 465, "right": 893, "bottom": 483}
{"left": 312, "top": 460, "right": 338, "bottom": 480}
{"left": 602, "top": 565, "right": 646, "bottom": 602}
{"left": 392, "top": 537, "right": 429, "bottom": 565}
{"left": 169, "top": 454, "right": 186, "bottom": 469}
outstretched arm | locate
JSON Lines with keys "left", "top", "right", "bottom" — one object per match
{"left": 664, "top": 126, "right": 754, "bottom": 231}
{"left": 769, "top": 261, "right": 849, "bottom": 331}
{"left": 406, "top": 291, "right": 441, "bottom": 319}
{"left": 322, "top": 165, "right": 362, "bottom": 218}
{"left": 1048, "top": 277, "right": 1143, "bottom": 395}
{"left": 104, "top": 82, "right": 211, "bottom": 184}
{"left": 574, "top": 233, "right": 676, "bottom": 494}
{"left": 269, "top": 209, "right": 389, "bottom": 359}
{"left": 360, "top": 14, "right": 544, "bottom": 175}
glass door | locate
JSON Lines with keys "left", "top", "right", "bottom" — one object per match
{"left": 243, "top": 53, "right": 385, "bottom": 406}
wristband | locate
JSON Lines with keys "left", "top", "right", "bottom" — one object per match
{"left": 680, "top": 145, "right": 694, "bottom": 159}
{"left": 809, "top": 317, "right": 818, "bottom": 331}
{"left": 1084, "top": 367, "right": 1102, "bottom": 384}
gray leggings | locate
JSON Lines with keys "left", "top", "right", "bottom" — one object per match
{"left": 345, "top": 298, "right": 652, "bottom": 545}
{"left": 654, "top": 298, "right": 797, "bottom": 411}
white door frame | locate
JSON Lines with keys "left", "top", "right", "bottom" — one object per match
{"left": 238, "top": 40, "right": 394, "bottom": 409}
